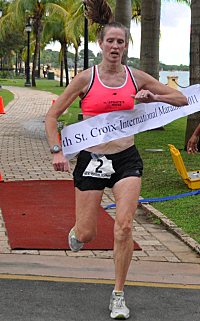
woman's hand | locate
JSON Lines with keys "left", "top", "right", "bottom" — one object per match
{"left": 187, "top": 135, "right": 199, "bottom": 156}
{"left": 131, "top": 90, "right": 156, "bottom": 103}
{"left": 131, "top": 68, "right": 188, "bottom": 107}
{"left": 52, "top": 152, "right": 71, "bottom": 172}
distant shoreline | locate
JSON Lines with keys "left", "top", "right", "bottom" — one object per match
{"left": 159, "top": 70, "right": 189, "bottom": 87}
{"left": 159, "top": 70, "right": 189, "bottom": 72}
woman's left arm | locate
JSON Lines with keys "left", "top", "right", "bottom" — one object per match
{"left": 131, "top": 69, "right": 188, "bottom": 107}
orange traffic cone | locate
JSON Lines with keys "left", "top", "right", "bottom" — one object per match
{"left": 58, "top": 133, "right": 61, "bottom": 146}
{"left": 0, "top": 171, "right": 4, "bottom": 182}
{"left": 0, "top": 96, "right": 6, "bottom": 114}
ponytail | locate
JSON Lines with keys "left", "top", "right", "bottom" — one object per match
{"left": 83, "top": 0, "right": 114, "bottom": 26}
{"left": 83, "top": 0, "right": 128, "bottom": 42}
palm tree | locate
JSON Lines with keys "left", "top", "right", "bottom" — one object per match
{"left": 0, "top": 1, "right": 27, "bottom": 74}
{"left": 115, "top": 0, "right": 141, "bottom": 64}
{"left": 67, "top": 1, "right": 98, "bottom": 74}
{"left": 42, "top": 19, "right": 66, "bottom": 86}
{"left": 139, "top": 0, "right": 190, "bottom": 80}
{"left": 115, "top": 0, "right": 132, "bottom": 65}
{"left": 65, "top": 0, "right": 86, "bottom": 76}
{"left": 184, "top": 0, "right": 200, "bottom": 150}
{"left": 43, "top": 0, "right": 72, "bottom": 86}
{"left": 139, "top": 0, "right": 161, "bottom": 80}
{"left": 43, "top": 0, "right": 83, "bottom": 85}
{"left": 3, "top": 0, "right": 61, "bottom": 87}
{"left": 136, "top": 0, "right": 194, "bottom": 148}
{"left": 48, "top": 0, "right": 97, "bottom": 78}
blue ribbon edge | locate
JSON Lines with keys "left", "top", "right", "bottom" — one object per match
{"left": 104, "top": 189, "right": 200, "bottom": 210}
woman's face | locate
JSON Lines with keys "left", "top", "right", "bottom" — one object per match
{"left": 98, "top": 27, "right": 128, "bottom": 63}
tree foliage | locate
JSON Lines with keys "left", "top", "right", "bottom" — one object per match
{"left": 0, "top": 0, "right": 27, "bottom": 71}
{"left": 40, "top": 48, "right": 189, "bottom": 71}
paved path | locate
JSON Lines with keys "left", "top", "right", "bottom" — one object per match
{"left": 0, "top": 277, "right": 199, "bottom": 321}
{"left": 0, "top": 86, "right": 199, "bottom": 283}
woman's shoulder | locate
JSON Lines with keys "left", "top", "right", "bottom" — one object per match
{"left": 127, "top": 66, "right": 157, "bottom": 80}
{"left": 127, "top": 67, "right": 157, "bottom": 88}
{"left": 70, "top": 66, "right": 93, "bottom": 89}
{"left": 127, "top": 67, "right": 165, "bottom": 92}
{"left": 74, "top": 66, "right": 93, "bottom": 81}
{"left": 67, "top": 67, "right": 94, "bottom": 97}
{"left": 127, "top": 66, "right": 143, "bottom": 77}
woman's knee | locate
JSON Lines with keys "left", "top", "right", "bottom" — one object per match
{"left": 76, "top": 226, "right": 97, "bottom": 243}
{"left": 114, "top": 219, "right": 133, "bottom": 241}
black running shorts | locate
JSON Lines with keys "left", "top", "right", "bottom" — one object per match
{"left": 73, "top": 145, "right": 143, "bottom": 191}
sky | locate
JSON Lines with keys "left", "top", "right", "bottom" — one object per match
{"left": 46, "top": 1, "right": 191, "bottom": 66}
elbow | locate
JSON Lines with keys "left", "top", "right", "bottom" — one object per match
{"left": 183, "top": 97, "right": 189, "bottom": 106}
{"left": 45, "top": 112, "right": 50, "bottom": 124}
{"left": 177, "top": 95, "right": 188, "bottom": 107}
{"left": 45, "top": 111, "right": 54, "bottom": 126}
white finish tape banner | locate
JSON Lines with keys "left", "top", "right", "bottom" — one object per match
{"left": 61, "top": 84, "right": 200, "bottom": 160}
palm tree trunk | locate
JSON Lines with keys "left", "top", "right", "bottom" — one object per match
{"left": 184, "top": 0, "right": 200, "bottom": 151}
{"left": 115, "top": 0, "right": 132, "bottom": 65}
{"left": 140, "top": 0, "right": 161, "bottom": 80}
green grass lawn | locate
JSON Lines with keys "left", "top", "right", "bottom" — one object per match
{"left": 1, "top": 77, "right": 200, "bottom": 244}
{"left": 135, "top": 118, "right": 200, "bottom": 244}
{"left": 0, "top": 88, "right": 14, "bottom": 107}
{"left": 0, "top": 78, "right": 66, "bottom": 96}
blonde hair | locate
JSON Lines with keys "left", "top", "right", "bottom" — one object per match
{"left": 83, "top": 0, "right": 128, "bottom": 42}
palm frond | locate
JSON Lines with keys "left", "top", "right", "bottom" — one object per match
{"left": 46, "top": 3, "right": 69, "bottom": 20}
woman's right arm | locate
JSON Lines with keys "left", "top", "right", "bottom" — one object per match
{"left": 45, "top": 69, "right": 91, "bottom": 172}
{"left": 187, "top": 124, "right": 200, "bottom": 156}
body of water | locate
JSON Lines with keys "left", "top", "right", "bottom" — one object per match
{"left": 159, "top": 71, "right": 189, "bottom": 89}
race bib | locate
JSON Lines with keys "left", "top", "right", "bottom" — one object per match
{"left": 83, "top": 154, "right": 115, "bottom": 179}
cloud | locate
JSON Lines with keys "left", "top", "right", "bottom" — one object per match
{"left": 161, "top": 1, "right": 191, "bottom": 28}
{"left": 159, "top": 1, "right": 191, "bottom": 65}
{"left": 159, "top": 25, "right": 190, "bottom": 65}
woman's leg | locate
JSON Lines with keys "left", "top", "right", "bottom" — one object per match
{"left": 112, "top": 176, "right": 141, "bottom": 291}
{"left": 74, "top": 187, "right": 104, "bottom": 243}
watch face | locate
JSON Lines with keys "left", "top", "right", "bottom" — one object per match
{"left": 51, "top": 145, "right": 62, "bottom": 153}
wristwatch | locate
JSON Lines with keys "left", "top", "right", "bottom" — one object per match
{"left": 50, "top": 145, "right": 62, "bottom": 154}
